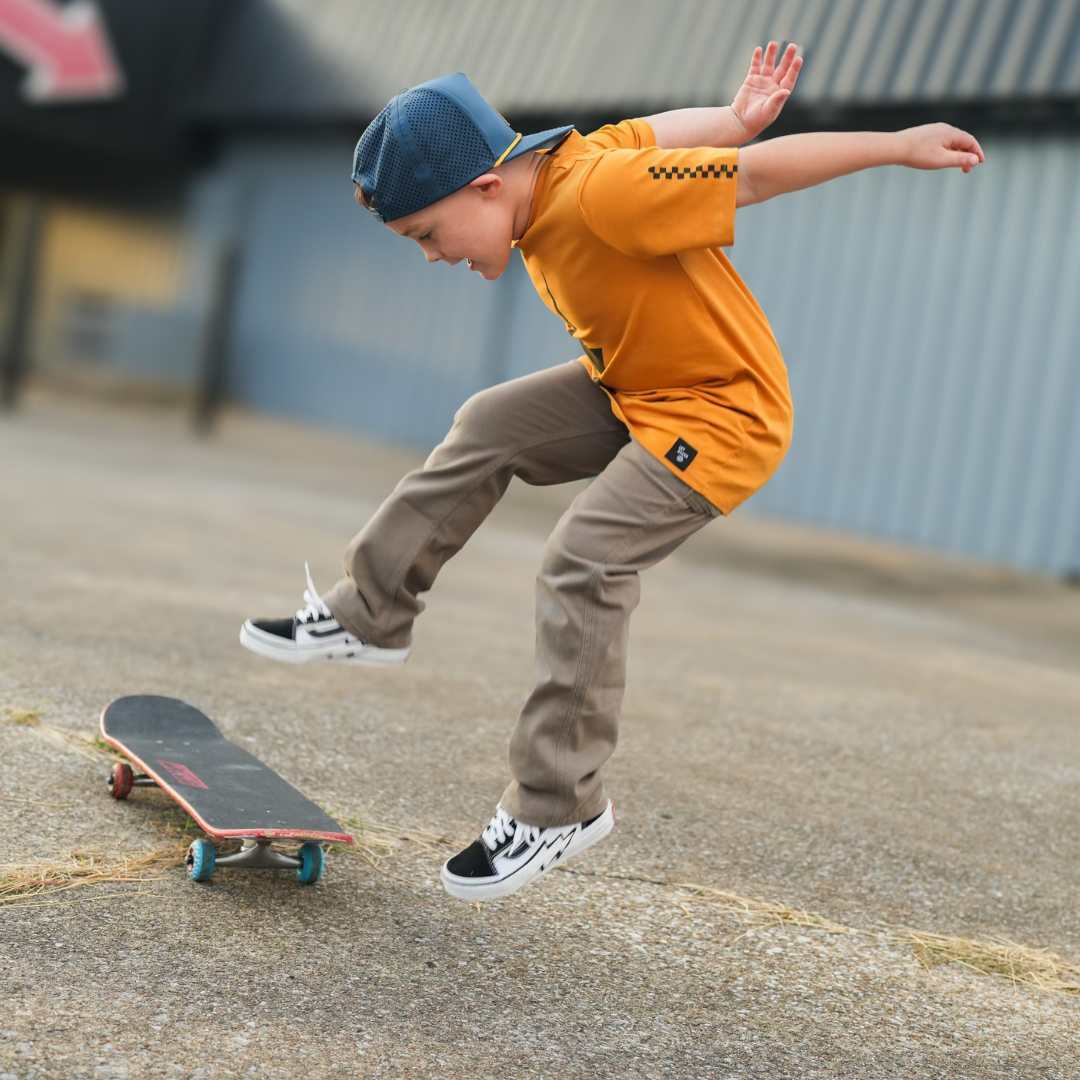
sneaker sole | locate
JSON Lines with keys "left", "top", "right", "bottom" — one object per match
{"left": 239, "top": 622, "right": 411, "bottom": 667}
{"left": 440, "top": 802, "right": 614, "bottom": 901}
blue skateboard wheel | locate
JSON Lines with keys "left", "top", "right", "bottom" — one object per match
{"left": 296, "top": 842, "right": 324, "bottom": 885}
{"left": 185, "top": 839, "right": 216, "bottom": 883}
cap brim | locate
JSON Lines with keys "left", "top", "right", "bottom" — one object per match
{"left": 507, "top": 125, "right": 574, "bottom": 160}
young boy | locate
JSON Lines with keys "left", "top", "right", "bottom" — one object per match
{"left": 240, "top": 44, "right": 983, "bottom": 901}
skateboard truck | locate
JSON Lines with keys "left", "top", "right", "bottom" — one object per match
{"left": 216, "top": 839, "right": 305, "bottom": 870}
{"left": 183, "top": 837, "right": 325, "bottom": 884}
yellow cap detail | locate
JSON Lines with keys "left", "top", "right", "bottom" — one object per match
{"left": 492, "top": 133, "right": 522, "bottom": 168}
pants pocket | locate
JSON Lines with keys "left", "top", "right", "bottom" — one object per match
{"left": 683, "top": 487, "right": 722, "bottom": 518}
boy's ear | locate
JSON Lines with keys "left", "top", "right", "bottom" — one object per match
{"left": 468, "top": 172, "right": 502, "bottom": 199}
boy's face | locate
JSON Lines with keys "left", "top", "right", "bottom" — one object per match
{"left": 387, "top": 173, "right": 516, "bottom": 280}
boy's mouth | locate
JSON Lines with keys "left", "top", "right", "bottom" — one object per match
{"left": 467, "top": 259, "right": 475, "bottom": 270}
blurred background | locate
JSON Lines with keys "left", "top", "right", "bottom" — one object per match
{"left": 1, "top": 0, "right": 1079, "bottom": 576}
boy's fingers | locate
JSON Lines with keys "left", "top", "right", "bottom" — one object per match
{"left": 954, "top": 140, "right": 984, "bottom": 166}
{"left": 766, "top": 91, "right": 789, "bottom": 123}
{"left": 747, "top": 46, "right": 763, "bottom": 77}
{"left": 947, "top": 125, "right": 984, "bottom": 161}
{"left": 768, "top": 88, "right": 790, "bottom": 117}
{"left": 761, "top": 40, "right": 778, "bottom": 77}
{"left": 774, "top": 43, "right": 798, "bottom": 83}
{"left": 780, "top": 53, "right": 803, "bottom": 91}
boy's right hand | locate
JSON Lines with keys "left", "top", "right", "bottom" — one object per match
{"left": 730, "top": 42, "right": 802, "bottom": 141}
{"left": 899, "top": 123, "right": 985, "bottom": 173}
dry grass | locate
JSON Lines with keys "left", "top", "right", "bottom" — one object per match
{"left": 0, "top": 844, "right": 187, "bottom": 909}
{"left": 2, "top": 706, "right": 41, "bottom": 726}
{"left": 2, "top": 705, "right": 123, "bottom": 763}
{"left": 674, "top": 883, "right": 1080, "bottom": 995}
{"left": 0, "top": 777, "right": 205, "bottom": 909}
{"left": 336, "top": 810, "right": 460, "bottom": 881}
{"left": 899, "top": 929, "right": 1080, "bottom": 994}
{"left": 15, "top": 715, "right": 116, "bottom": 764}
{"left": 672, "top": 883, "right": 858, "bottom": 936}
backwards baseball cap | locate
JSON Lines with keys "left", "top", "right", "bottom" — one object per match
{"left": 353, "top": 72, "right": 573, "bottom": 224}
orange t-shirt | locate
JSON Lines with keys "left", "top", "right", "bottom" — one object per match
{"left": 513, "top": 119, "right": 793, "bottom": 514}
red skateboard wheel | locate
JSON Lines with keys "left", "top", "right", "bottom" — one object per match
{"left": 108, "top": 761, "right": 133, "bottom": 800}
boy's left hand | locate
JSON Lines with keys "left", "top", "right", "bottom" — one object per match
{"left": 899, "top": 123, "right": 986, "bottom": 173}
{"left": 731, "top": 42, "right": 802, "bottom": 141}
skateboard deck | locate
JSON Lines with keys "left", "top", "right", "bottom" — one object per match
{"left": 100, "top": 695, "right": 353, "bottom": 844}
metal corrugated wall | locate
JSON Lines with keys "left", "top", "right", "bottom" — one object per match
{"left": 216, "top": 132, "right": 1080, "bottom": 575}
{"left": 199, "top": 0, "right": 1080, "bottom": 118}
{"left": 216, "top": 138, "right": 572, "bottom": 447}
{"left": 733, "top": 134, "right": 1080, "bottom": 575}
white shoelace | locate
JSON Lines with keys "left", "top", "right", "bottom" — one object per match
{"left": 295, "top": 562, "right": 333, "bottom": 624}
{"left": 481, "top": 806, "right": 540, "bottom": 851}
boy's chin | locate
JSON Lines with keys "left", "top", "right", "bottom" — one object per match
{"left": 468, "top": 254, "right": 510, "bottom": 280}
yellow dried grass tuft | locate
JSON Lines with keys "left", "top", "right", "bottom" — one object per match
{"left": 336, "top": 811, "right": 460, "bottom": 879}
{"left": 0, "top": 844, "right": 187, "bottom": 908}
{"left": 674, "top": 883, "right": 1080, "bottom": 994}
{"left": 672, "top": 883, "right": 858, "bottom": 935}
{"left": 2, "top": 706, "right": 41, "bottom": 726}
{"left": 899, "top": 929, "right": 1080, "bottom": 994}
{"left": 0, "top": 797, "right": 206, "bottom": 908}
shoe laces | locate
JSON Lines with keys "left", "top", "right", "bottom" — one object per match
{"left": 481, "top": 806, "right": 539, "bottom": 852}
{"left": 295, "top": 562, "right": 332, "bottom": 624}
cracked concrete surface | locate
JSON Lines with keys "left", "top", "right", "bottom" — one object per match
{"left": 1, "top": 393, "right": 1078, "bottom": 1078}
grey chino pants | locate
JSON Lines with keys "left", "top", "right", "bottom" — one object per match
{"left": 326, "top": 360, "right": 720, "bottom": 827}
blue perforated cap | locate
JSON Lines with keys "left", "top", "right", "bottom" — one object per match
{"left": 353, "top": 72, "right": 573, "bottom": 224}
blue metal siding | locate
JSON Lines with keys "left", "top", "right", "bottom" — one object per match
{"left": 216, "top": 133, "right": 1080, "bottom": 575}
{"left": 218, "top": 138, "right": 574, "bottom": 446}
{"left": 732, "top": 135, "right": 1080, "bottom": 574}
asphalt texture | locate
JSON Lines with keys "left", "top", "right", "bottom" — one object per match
{"left": 1, "top": 393, "right": 1078, "bottom": 1079}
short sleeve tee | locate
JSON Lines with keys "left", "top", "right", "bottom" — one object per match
{"left": 578, "top": 145, "right": 737, "bottom": 258}
{"left": 512, "top": 119, "right": 793, "bottom": 514}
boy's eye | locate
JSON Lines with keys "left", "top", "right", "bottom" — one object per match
{"left": 418, "top": 232, "right": 432, "bottom": 242}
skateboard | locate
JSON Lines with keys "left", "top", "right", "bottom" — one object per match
{"left": 100, "top": 695, "right": 353, "bottom": 885}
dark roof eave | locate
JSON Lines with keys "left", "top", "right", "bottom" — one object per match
{"left": 183, "top": 94, "right": 1080, "bottom": 140}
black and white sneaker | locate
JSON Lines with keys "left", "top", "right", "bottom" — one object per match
{"left": 239, "top": 563, "right": 411, "bottom": 666}
{"left": 441, "top": 800, "right": 614, "bottom": 901}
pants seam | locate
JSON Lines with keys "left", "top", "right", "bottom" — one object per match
{"left": 550, "top": 561, "right": 601, "bottom": 826}
{"left": 546, "top": 495, "right": 706, "bottom": 825}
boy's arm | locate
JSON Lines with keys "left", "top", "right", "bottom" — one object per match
{"left": 736, "top": 125, "right": 985, "bottom": 207}
{"left": 645, "top": 42, "right": 802, "bottom": 149}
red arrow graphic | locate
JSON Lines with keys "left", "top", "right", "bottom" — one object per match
{"left": 0, "top": 0, "right": 123, "bottom": 103}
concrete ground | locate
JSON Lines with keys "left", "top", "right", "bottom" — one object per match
{"left": 1, "top": 392, "right": 1078, "bottom": 1079}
